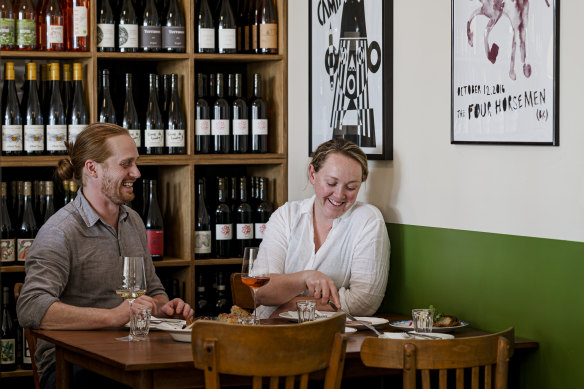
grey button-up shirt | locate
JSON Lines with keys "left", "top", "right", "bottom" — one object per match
{"left": 17, "top": 189, "right": 166, "bottom": 376}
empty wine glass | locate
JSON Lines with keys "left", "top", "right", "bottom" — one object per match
{"left": 241, "top": 247, "right": 270, "bottom": 325}
{"left": 115, "top": 256, "right": 147, "bottom": 341}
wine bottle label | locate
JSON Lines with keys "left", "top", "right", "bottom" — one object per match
{"left": 195, "top": 119, "right": 210, "bottom": 135}
{"left": 144, "top": 129, "right": 164, "bottom": 147}
{"left": 232, "top": 119, "right": 249, "bottom": 135}
{"left": 215, "top": 224, "right": 232, "bottom": 240}
{"left": 140, "top": 25, "right": 162, "bottom": 49}
{"left": 24, "top": 125, "right": 45, "bottom": 151}
{"left": 146, "top": 230, "right": 164, "bottom": 256}
{"left": 48, "top": 24, "right": 64, "bottom": 45}
{"left": 260, "top": 23, "right": 278, "bottom": 49}
{"left": 254, "top": 223, "right": 267, "bottom": 240}
{"left": 198, "top": 28, "right": 214, "bottom": 50}
{"left": 218, "top": 28, "right": 236, "bottom": 50}
{"left": 1, "top": 238, "right": 16, "bottom": 262}
{"left": 22, "top": 329, "right": 31, "bottom": 364}
{"left": 119, "top": 24, "right": 138, "bottom": 48}
{"left": 162, "top": 26, "right": 185, "bottom": 49}
{"left": 252, "top": 119, "right": 268, "bottom": 135}
{"left": 2, "top": 125, "right": 23, "bottom": 151}
{"left": 197, "top": 286, "right": 205, "bottom": 292}
{"left": 16, "top": 19, "right": 35, "bottom": 46}
{"left": 0, "top": 339, "right": 15, "bottom": 364}
{"left": 0, "top": 18, "right": 15, "bottom": 45}
{"left": 97, "top": 23, "right": 115, "bottom": 47}
{"left": 128, "top": 129, "right": 141, "bottom": 147}
{"left": 73, "top": 6, "right": 88, "bottom": 37}
{"left": 236, "top": 223, "right": 253, "bottom": 240}
{"left": 195, "top": 231, "right": 212, "bottom": 254}
{"left": 68, "top": 124, "right": 87, "bottom": 144}
{"left": 211, "top": 119, "right": 229, "bottom": 136}
{"left": 252, "top": 25, "right": 258, "bottom": 50}
{"left": 17, "top": 238, "right": 34, "bottom": 262}
{"left": 165, "top": 129, "right": 185, "bottom": 147}
{"left": 46, "top": 125, "right": 68, "bottom": 151}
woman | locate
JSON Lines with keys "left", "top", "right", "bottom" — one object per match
{"left": 255, "top": 138, "right": 390, "bottom": 318}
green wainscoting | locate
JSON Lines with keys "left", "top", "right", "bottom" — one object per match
{"left": 378, "top": 223, "right": 584, "bottom": 389}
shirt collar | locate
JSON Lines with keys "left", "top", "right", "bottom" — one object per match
{"left": 73, "top": 188, "right": 128, "bottom": 227}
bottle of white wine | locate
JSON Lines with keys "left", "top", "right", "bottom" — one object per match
{"left": 1, "top": 62, "right": 23, "bottom": 156}
{"left": 67, "top": 63, "right": 88, "bottom": 144}
{"left": 45, "top": 63, "right": 67, "bottom": 156}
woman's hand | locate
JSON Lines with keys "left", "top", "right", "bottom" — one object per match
{"left": 303, "top": 270, "right": 341, "bottom": 307}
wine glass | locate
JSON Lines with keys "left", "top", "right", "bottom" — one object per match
{"left": 115, "top": 256, "right": 147, "bottom": 341}
{"left": 241, "top": 247, "right": 270, "bottom": 325}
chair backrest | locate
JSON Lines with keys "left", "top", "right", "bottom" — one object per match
{"left": 14, "top": 283, "right": 40, "bottom": 389}
{"left": 230, "top": 272, "right": 255, "bottom": 310}
{"left": 192, "top": 313, "right": 348, "bottom": 389}
{"left": 361, "top": 328, "right": 514, "bottom": 389}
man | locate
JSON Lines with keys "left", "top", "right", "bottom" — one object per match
{"left": 17, "top": 123, "right": 194, "bottom": 389}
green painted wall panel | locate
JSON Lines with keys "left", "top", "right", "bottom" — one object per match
{"left": 379, "top": 223, "right": 584, "bottom": 389}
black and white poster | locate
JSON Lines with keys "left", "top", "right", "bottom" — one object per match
{"left": 309, "top": 0, "right": 393, "bottom": 160}
{"left": 452, "top": 0, "right": 558, "bottom": 145}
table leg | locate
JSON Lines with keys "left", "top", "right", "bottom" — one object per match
{"left": 132, "top": 370, "right": 153, "bottom": 389}
{"left": 55, "top": 347, "right": 70, "bottom": 389}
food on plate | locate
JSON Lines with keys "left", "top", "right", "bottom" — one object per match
{"left": 428, "top": 305, "right": 462, "bottom": 327}
{"left": 218, "top": 305, "right": 252, "bottom": 323}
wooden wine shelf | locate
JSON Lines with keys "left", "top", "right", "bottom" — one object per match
{"left": 0, "top": 51, "right": 92, "bottom": 59}
{"left": 96, "top": 52, "right": 190, "bottom": 60}
{"left": 193, "top": 53, "right": 285, "bottom": 63}
{"left": 1, "top": 265, "right": 26, "bottom": 273}
{"left": 153, "top": 258, "right": 191, "bottom": 267}
{"left": 0, "top": 369, "right": 34, "bottom": 378}
{"left": 194, "top": 258, "right": 243, "bottom": 266}
{"left": 192, "top": 154, "right": 286, "bottom": 165}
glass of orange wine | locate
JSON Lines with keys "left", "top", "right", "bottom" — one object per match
{"left": 115, "top": 256, "right": 147, "bottom": 341}
{"left": 241, "top": 247, "right": 269, "bottom": 325}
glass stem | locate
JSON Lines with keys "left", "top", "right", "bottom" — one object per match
{"left": 252, "top": 288, "right": 258, "bottom": 323}
{"left": 129, "top": 299, "right": 134, "bottom": 340}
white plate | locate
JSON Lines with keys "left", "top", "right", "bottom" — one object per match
{"left": 279, "top": 311, "right": 389, "bottom": 330}
{"left": 378, "top": 332, "right": 454, "bottom": 340}
{"left": 389, "top": 320, "right": 469, "bottom": 333}
{"left": 125, "top": 318, "right": 186, "bottom": 331}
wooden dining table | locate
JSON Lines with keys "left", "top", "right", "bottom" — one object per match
{"left": 32, "top": 313, "right": 538, "bottom": 389}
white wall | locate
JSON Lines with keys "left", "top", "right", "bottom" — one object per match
{"left": 287, "top": 0, "right": 584, "bottom": 243}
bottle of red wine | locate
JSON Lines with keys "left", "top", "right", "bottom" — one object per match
{"left": 250, "top": 0, "right": 259, "bottom": 53}
{"left": 195, "top": 73, "right": 210, "bottom": 154}
{"left": 258, "top": 0, "right": 278, "bottom": 54}
{"left": 195, "top": 273, "right": 209, "bottom": 315}
{"left": 237, "top": 0, "right": 249, "bottom": 52}
{"left": 67, "top": 63, "right": 88, "bottom": 144}
{"left": 215, "top": 272, "right": 229, "bottom": 314}
{"left": 0, "top": 0, "right": 15, "bottom": 50}
{"left": 162, "top": 0, "right": 185, "bottom": 53}
{"left": 196, "top": 0, "right": 214, "bottom": 53}
{"left": 231, "top": 73, "right": 248, "bottom": 153}
{"left": 66, "top": 0, "right": 89, "bottom": 51}
{"left": 229, "top": 176, "right": 238, "bottom": 212}
{"left": 2, "top": 62, "right": 23, "bottom": 156}
{"left": 118, "top": 0, "right": 139, "bottom": 52}
{"left": 144, "top": 74, "right": 164, "bottom": 155}
{"left": 214, "top": 177, "right": 232, "bottom": 258}
{"left": 43, "top": 181, "right": 56, "bottom": 223}
{"left": 122, "top": 73, "right": 141, "bottom": 153}
{"left": 234, "top": 177, "right": 253, "bottom": 257}
{"left": 98, "top": 69, "right": 117, "bottom": 124}
{"left": 145, "top": 179, "right": 164, "bottom": 261}
{"left": 254, "top": 177, "right": 272, "bottom": 246}
{"left": 1, "top": 286, "right": 17, "bottom": 372}
{"left": 45, "top": 63, "right": 67, "bottom": 156}
{"left": 195, "top": 178, "right": 211, "bottom": 259}
{"left": 212, "top": 73, "right": 230, "bottom": 154}
{"left": 140, "top": 0, "right": 161, "bottom": 52}
{"left": 0, "top": 182, "right": 16, "bottom": 266}
{"left": 38, "top": 0, "right": 64, "bottom": 51}
{"left": 17, "top": 181, "right": 38, "bottom": 263}
{"left": 15, "top": 0, "right": 36, "bottom": 50}
{"left": 217, "top": 0, "right": 236, "bottom": 54}
{"left": 97, "top": 0, "right": 115, "bottom": 52}
{"left": 250, "top": 73, "right": 268, "bottom": 153}
{"left": 166, "top": 74, "right": 185, "bottom": 154}
{"left": 61, "top": 64, "right": 72, "bottom": 119}
{"left": 22, "top": 63, "right": 44, "bottom": 156}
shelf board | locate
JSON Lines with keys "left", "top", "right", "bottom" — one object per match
{"left": 193, "top": 153, "right": 287, "bottom": 165}
{"left": 193, "top": 53, "right": 284, "bottom": 63}
{"left": 153, "top": 258, "right": 191, "bottom": 267}
{"left": 1, "top": 265, "right": 25, "bottom": 273}
{"left": 97, "top": 52, "right": 190, "bottom": 61}
{"left": 194, "top": 258, "right": 243, "bottom": 266}
{"left": 0, "top": 368, "right": 33, "bottom": 378}
{"left": 0, "top": 50, "right": 92, "bottom": 59}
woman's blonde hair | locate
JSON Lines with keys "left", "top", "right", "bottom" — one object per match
{"left": 311, "top": 138, "right": 368, "bottom": 181}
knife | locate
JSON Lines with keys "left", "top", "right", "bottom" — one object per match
{"left": 327, "top": 300, "right": 383, "bottom": 337}
{"left": 407, "top": 331, "right": 443, "bottom": 340}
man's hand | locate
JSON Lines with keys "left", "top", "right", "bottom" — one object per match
{"left": 303, "top": 270, "right": 341, "bottom": 307}
{"left": 159, "top": 298, "right": 194, "bottom": 320}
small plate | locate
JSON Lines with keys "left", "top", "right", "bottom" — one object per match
{"left": 279, "top": 311, "right": 389, "bottom": 330}
{"left": 379, "top": 332, "right": 454, "bottom": 340}
{"left": 162, "top": 327, "right": 192, "bottom": 342}
{"left": 125, "top": 318, "right": 186, "bottom": 331}
{"left": 389, "top": 320, "right": 469, "bottom": 333}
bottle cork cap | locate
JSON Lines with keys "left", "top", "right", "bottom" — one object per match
{"left": 45, "top": 181, "right": 54, "bottom": 196}
{"left": 49, "top": 63, "right": 60, "bottom": 81}
{"left": 26, "top": 62, "right": 37, "bottom": 80}
{"left": 23, "top": 181, "right": 32, "bottom": 196}
{"left": 1, "top": 182, "right": 6, "bottom": 197}
{"left": 63, "top": 64, "right": 72, "bottom": 81}
{"left": 4, "top": 62, "right": 15, "bottom": 80}
{"left": 73, "top": 63, "right": 83, "bottom": 80}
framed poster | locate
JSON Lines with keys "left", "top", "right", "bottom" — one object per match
{"left": 309, "top": 0, "right": 393, "bottom": 160}
{"left": 451, "top": 0, "right": 559, "bottom": 145}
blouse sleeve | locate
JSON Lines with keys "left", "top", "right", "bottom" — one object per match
{"left": 257, "top": 204, "right": 290, "bottom": 274}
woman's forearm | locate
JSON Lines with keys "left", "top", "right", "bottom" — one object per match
{"left": 255, "top": 272, "right": 307, "bottom": 306}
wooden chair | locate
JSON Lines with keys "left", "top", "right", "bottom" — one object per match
{"left": 360, "top": 327, "right": 514, "bottom": 389}
{"left": 229, "top": 272, "right": 255, "bottom": 310}
{"left": 192, "top": 313, "right": 348, "bottom": 389}
{"left": 14, "top": 283, "right": 40, "bottom": 389}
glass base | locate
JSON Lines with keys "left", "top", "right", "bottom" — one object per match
{"left": 115, "top": 334, "right": 143, "bottom": 342}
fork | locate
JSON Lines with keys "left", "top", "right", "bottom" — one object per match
{"left": 327, "top": 300, "right": 383, "bottom": 336}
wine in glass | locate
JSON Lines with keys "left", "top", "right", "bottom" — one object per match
{"left": 116, "top": 256, "right": 147, "bottom": 341}
{"left": 241, "top": 247, "right": 269, "bottom": 324}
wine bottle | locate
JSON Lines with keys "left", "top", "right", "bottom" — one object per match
{"left": 2, "top": 62, "right": 23, "bottom": 156}
{"left": 17, "top": 181, "right": 38, "bottom": 263}
{"left": 226, "top": 73, "right": 234, "bottom": 105}
{"left": 258, "top": 0, "right": 277, "bottom": 54}
{"left": 229, "top": 176, "right": 238, "bottom": 212}
{"left": 160, "top": 73, "right": 170, "bottom": 122}
{"left": 231, "top": 73, "right": 248, "bottom": 153}
{"left": 166, "top": 74, "right": 185, "bottom": 155}
{"left": 195, "top": 73, "right": 210, "bottom": 154}
{"left": 144, "top": 73, "right": 164, "bottom": 155}
{"left": 140, "top": 0, "right": 161, "bottom": 52}
{"left": 250, "top": 0, "right": 259, "bottom": 53}
{"left": 67, "top": 63, "right": 88, "bottom": 144}
{"left": 15, "top": 181, "right": 24, "bottom": 224}
{"left": 21, "top": 327, "right": 32, "bottom": 370}
{"left": 61, "top": 179, "right": 70, "bottom": 206}
{"left": 118, "top": 0, "right": 139, "bottom": 52}
{"left": 254, "top": 177, "right": 272, "bottom": 246}
{"left": 234, "top": 177, "right": 253, "bottom": 257}
{"left": 35, "top": 180, "right": 45, "bottom": 224}
{"left": 250, "top": 73, "right": 268, "bottom": 153}
{"left": 162, "top": 0, "right": 185, "bottom": 53}
{"left": 211, "top": 73, "right": 230, "bottom": 154}
{"left": 214, "top": 177, "right": 232, "bottom": 258}
{"left": 45, "top": 63, "right": 67, "bottom": 155}
{"left": 97, "top": 0, "right": 115, "bottom": 52}
{"left": 140, "top": 178, "right": 149, "bottom": 222}
{"left": 0, "top": 182, "right": 16, "bottom": 266}
{"left": 38, "top": 0, "right": 64, "bottom": 50}
{"left": 215, "top": 272, "right": 229, "bottom": 314}
{"left": 61, "top": 63, "right": 72, "bottom": 118}
{"left": 195, "top": 273, "right": 209, "bottom": 315}
{"left": 0, "top": 286, "right": 16, "bottom": 372}
{"left": 236, "top": 0, "right": 248, "bottom": 53}
{"left": 15, "top": 0, "right": 36, "bottom": 50}
{"left": 195, "top": 178, "right": 211, "bottom": 259}
{"left": 66, "top": 0, "right": 89, "bottom": 51}
{"left": 196, "top": 0, "right": 214, "bottom": 53}
{"left": 0, "top": 0, "right": 15, "bottom": 50}
{"left": 122, "top": 73, "right": 141, "bottom": 152}
{"left": 145, "top": 179, "right": 164, "bottom": 261}
{"left": 217, "top": 0, "right": 236, "bottom": 54}
{"left": 43, "top": 181, "right": 56, "bottom": 223}
{"left": 40, "top": 63, "right": 50, "bottom": 117}
{"left": 22, "top": 63, "right": 44, "bottom": 156}
{"left": 69, "top": 180, "right": 78, "bottom": 201}
{"left": 98, "top": 69, "right": 117, "bottom": 124}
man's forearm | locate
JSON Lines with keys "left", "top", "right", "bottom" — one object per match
{"left": 40, "top": 301, "right": 125, "bottom": 330}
